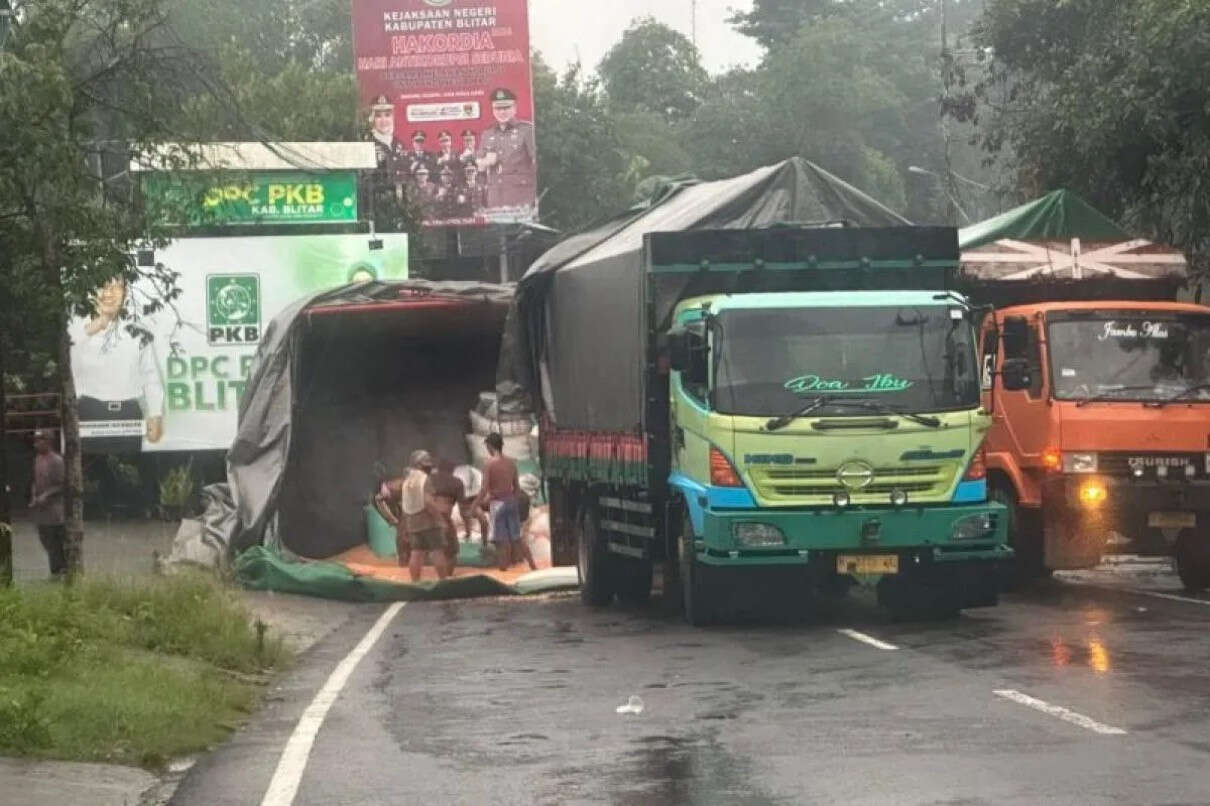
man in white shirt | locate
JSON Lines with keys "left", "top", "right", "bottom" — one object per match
{"left": 70, "top": 277, "right": 165, "bottom": 452}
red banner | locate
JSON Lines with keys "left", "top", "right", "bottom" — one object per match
{"left": 353, "top": 0, "right": 537, "bottom": 228}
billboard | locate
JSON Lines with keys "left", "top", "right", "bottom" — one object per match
{"left": 70, "top": 234, "right": 409, "bottom": 453}
{"left": 352, "top": 0, "right": 537, "bottom": 228}
{"left": 142, "top": 171, "right": 359, "bottom": 226}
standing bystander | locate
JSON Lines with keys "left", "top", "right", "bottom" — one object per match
{"left": 29, "top": 429, "right": 66, "bottom": 578}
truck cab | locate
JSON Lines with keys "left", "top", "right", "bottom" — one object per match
{"left": 665, "top": 288, "right": 1010, "bottom": 622}
{"left": 980, "top": 300, "right": 1210, "bottom": 588}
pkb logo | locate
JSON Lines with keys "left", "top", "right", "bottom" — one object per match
{"left": 207, "top": 274, "right": 261, "bottom": 346}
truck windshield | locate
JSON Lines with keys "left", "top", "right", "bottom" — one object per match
{"left": 712, "top": 306, "right": 980, "bottom": 416}
{"left": 1047, "top": 313, "right": 1210, "bottom": 402}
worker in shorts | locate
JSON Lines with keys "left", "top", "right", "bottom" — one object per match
{"left": 428, "top": 458, "right": 469, "bottom": 568}
{"left": 400, "top": 450, "right": 453, "bottom": 582}
{"left": 477, "top": 433, "right": 536, "bottom": 572}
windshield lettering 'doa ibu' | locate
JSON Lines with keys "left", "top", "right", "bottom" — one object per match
{"left": 784, "top": 373, "right": 915, "bottom": 394}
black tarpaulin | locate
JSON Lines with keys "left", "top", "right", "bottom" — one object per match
{"left": 211, "top": 280, "right": 514, "bottom": 558}
{"left": 496, "top": 157, "right": 912, "bottom": 430}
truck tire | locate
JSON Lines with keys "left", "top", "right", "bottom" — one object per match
{"left": 679, "top": 512, "right": 714, "bottom": 626}
{"left": 578, "top": 504, "right": 616, "bottom": 606}
{"left": 616, "top": 559, "right": 654, "bottom": 605}
{"left": 989, "top": 481, "right": 1045, "bottom": 585}
{"left": 1175, "top": 535, "right": 1210, "bottom": 592}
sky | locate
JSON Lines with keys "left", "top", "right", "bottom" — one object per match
{"left": 528, "top": 0, "right": 765, "bottom": 76}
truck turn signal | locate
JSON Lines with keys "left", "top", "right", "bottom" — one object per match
{"left": 710, "top": 447, "right": 744, "bottom": 487}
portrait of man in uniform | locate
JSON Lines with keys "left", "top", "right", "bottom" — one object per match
{"left": 459, "top": 129, "right": 477, "bottom": 166}
{"left": 407, "top": 130, "right": 435, "bottom": 176}
{"left": 475, "top": 87, "right": 536, "bottom": 214}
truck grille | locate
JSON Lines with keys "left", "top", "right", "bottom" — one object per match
{"left": 1097, "top": 452, "right": 1209, "bottom": 480}
{"left": 750, "top": 464, "right": 957, "bottom": 504}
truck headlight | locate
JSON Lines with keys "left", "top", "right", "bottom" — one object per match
{"left": 952, "top": 513, "right": 994, "bottom": 541}
{"left": 733, "top": 522, "right": 786, "bottom": 547}
{"left": 1078, "top": 480, "right": 1108, "bottom": 507}
{"left": 1062, "top": 452, "right": 1098, "bottom": 473}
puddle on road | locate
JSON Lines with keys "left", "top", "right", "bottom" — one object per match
{"left": 547, "top": 732, "right": 778, "bottom": 806}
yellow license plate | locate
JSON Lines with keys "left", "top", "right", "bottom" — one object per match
{"left": 1148, "top": 512, "right": 1196, "bottom": 529}
{"left": 837, "top": 554, "right": 899, "bottom": 575}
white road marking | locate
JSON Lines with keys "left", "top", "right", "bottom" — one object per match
{"left": 1130, "top": 590, "right": 1210, "bottom": 607}
{"left": 993, "top": 689, "right": 1127, "bottom": 736}
{"left": 1058, "top": 577, "right": 1210, "bottom": 608}
{"left": 837, "top": 628, "right": 899, "bottom": 651}
{"left": 261, "top": 602, "right": 406, "bottom": 806}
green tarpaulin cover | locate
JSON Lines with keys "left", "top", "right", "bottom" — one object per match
{"left": 959, "top": 189, "right": 1130, "bottom": 250}
{"left": 235, "top": 545, "right": 579, "bottom": 602}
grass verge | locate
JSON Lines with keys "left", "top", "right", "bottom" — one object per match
{"left": 0, "top": 572, "right": 289, "bottom": 768}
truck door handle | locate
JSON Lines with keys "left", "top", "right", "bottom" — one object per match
{"left": 673, "top": 426, "right": 685, "bottom": 449}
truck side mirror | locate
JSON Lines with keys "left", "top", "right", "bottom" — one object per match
{"left": 1001, "top": 358, "right": 1032, "bottom": 391}
{"left": 1002, "top": 316, "right": 1029, "bottom": 359}
{"left": 668, "top": 322, "right": 708, "bottom": 386}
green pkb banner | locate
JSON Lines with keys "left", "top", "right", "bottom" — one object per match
{"left": 144, "top": 171, "right": 358, "bottom": 225}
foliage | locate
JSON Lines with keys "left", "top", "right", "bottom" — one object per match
{"left": 953, "top": 0, "right": 1210, "bottom": 282}
{"left": 105, "top": 456, "right": 141, "bottom": 492}
{"left": 598, "top": 18, "right": 709, "bottom": 121}
{"left": 182, "top": 48, "right": 358, "bottom": 142}
{"left": 159, "top": 460, "right": 197, "bottom": 514}
{"left": 0, "top": 574, "right": 288, "bottom": 765}
{"left": 532, "top": 56, "right": 630, "bottom": 232}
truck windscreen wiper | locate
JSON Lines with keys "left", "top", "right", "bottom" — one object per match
{"left": 1075, "top": 385, "right": 1166, "bottom": 407}
{"left": 824, "top": 398, "right": 942, "bottom": 428}
{"left": 1152, "top": 382, "right": 1210, "bottom": 406}
{"left": 765, "top": 396, "right": 941, "bottom": 430}
{"left": 765, "top": 396, "right": 828, "bottom": 431}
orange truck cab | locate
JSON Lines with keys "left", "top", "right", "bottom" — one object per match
{"left": 980, "top": 301, "right": 1210, "bottom": 588}
{"left": 961, "top": 190, "right": 1210, "bottom": 590}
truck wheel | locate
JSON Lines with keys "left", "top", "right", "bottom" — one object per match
{"left": 616, "top": 559, "right": 654, "bottom": 605}
{"left": 577, "top": 505, "right": 616, "bottom": 606}
{"left": 1175, "top": 536, "right": 1210, "bottom": 592}
{"left": 679, "top": 512, "right": 714, "bottom": 626}
{"left": 990, "top": 482, "right": 1044, "bottom": 584}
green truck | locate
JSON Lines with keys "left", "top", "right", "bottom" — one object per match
{"left": 513, "top": 224, "right": 1010, "bottom": 623}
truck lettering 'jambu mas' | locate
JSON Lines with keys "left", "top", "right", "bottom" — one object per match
{"left": 518, "top": 224, "right": 1011, "bottom": 624}
{"left": 963, "top": 191, "right": 1210, "bottom": 590}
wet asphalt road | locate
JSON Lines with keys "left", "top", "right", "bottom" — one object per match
{"left": 174, "top": 570, "right": 1210, "bottom": 806}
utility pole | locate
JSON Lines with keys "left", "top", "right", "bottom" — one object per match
{"left": 938, "top": 0, "right": 960, "bottom": 225}
{"left": 691, "top": 0, "right": 697, "bottom": 49}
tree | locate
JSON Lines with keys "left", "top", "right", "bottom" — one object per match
{"left": 532, "top": 55, "right": 629, "bottom": 232}
{"left": 721, "top": 0, "right": 998, "bottom": 223}
{"left": 598, "top": 18, "right": 708, "bottom": 121}
{"left": 0, "top": 0, "right": 227, "bottom": 574}
{"left": 728, "top": 0, "right": 850, "bottom": 49}
{"left": 954, "top": 0, "right": 1210, "bottom": 281}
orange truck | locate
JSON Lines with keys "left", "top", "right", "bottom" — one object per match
{"left": 962, "top": 191, "right": 1210, "bottom": 589}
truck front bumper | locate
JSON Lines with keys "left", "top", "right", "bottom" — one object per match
{"left": 1043, "top": 476, "right": 1210, "bottom": 554}
{"left": 695, "top": 502, "right": 1011, "bottom": 568}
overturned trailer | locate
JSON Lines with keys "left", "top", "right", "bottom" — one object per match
{"left": 206, "top": 280, "right": 514, "bottom": 562}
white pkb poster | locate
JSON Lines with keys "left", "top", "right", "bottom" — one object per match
{"left": 71, "top": 233, "right": 409, "bottom": 452}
